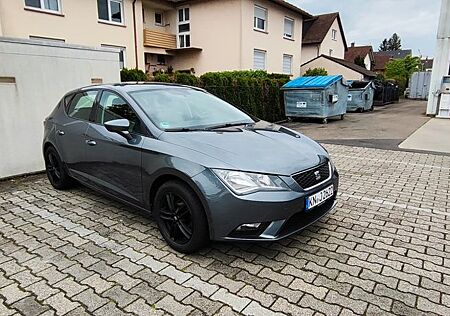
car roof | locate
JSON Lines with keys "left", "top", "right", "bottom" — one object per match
{"left": 78, "top": 82, "right": 205, "bottom": 93}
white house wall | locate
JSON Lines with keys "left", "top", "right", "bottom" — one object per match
{"left": 301, "top": 56, "right": 364, "bottom": 81}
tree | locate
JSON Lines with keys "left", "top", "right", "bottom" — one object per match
{"left": 354, "top": 56, "right": 366, "bottom": 68}
{"left": 304, "top": 68, "right": 328, "bottom": 76}
{"left": 385, "top": 55, "right": 420, "bottom": 92}
{"left": 379, "top": 33, "right": 402, "bottom": 51}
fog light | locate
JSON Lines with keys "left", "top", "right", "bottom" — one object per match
{"left": 236, "top": 223, "right": 262, "bottom": 231}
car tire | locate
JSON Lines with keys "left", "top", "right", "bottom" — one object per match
{"left": 153, "top": 180, "right": 210, "bottom": 253}
{"left": 44, "top": 146, "right": 75, "bottom": 190}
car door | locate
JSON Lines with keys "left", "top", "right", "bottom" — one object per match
{"left": 83, "top": 90, "right": 145, "bottom": 205}
{"left": 55, "top": 90, "right": 98, "bottom": 177}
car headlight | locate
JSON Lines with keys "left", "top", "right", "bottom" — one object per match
{"left": 212, "top": 169, "right": 289, "bottom": 195}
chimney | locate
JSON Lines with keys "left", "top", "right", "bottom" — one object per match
{"left": 351, "top": 42, "right": 355, "bottom": 47}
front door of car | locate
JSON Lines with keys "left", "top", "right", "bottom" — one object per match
{"left": 84, "top": 90, "right": 145, "bottom": 205}
{"left": 55, "top": 90, "right": 98, "bottom": 176}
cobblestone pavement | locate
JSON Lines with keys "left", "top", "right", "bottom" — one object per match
{"left": 1, "top": 144, "right": 449, "bottom": 316}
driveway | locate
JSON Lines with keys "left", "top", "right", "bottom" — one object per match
{"left": 283, "top": 99, "right": 429, "bottom": 151}
{"left": 1, "top": 144, "right": 449, "bottom": 315}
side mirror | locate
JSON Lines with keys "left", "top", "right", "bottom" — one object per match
{"left": 104, "top": 119, "right": 132, "bottom": 140}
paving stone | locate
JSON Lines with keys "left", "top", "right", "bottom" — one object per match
{"left": 156, "top": 295, "right": 193, "bottom": 316}
{"left": 44, "top": 292, "right": 79, "bottom": 315}
{"left": 183, "top": 291, "right": 223, "bottom": 315}
{"left": 210, "top": 288, "right": 250, "bottom": 313}
{"left": 124, "top": 298, "right": 164, "bottom": 315}
{"left": 73, "top": 288, "right": 108, "bottom": 312}
{"left": 103, "top": 285, "right": 138, "bottom": 308}
{"left": 0, "top": 283, "right": 30, "bottom": 305}
{"left": 11, "top": 296, "right": 51, "bottom": 316}
{"left": 129, "top": 282, "right": 165, "bottom": 305}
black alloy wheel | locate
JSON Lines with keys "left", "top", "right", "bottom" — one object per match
{"left": 154, "top": 180, "right": 209, "bottom": 253}
{"left": 44, "top": 146, "right": 74, "bottom": 190}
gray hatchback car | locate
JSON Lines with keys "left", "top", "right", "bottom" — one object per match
{"left": 43, "top": 83, "right": 339, "bottom": 253}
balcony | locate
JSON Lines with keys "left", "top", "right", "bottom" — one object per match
{"left": 143, "top": 29, "right": 176, "bottom": 49}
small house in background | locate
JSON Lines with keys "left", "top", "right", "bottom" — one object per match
{"left": 344, "top": 43, "right": 375, "bottom": 71}
{"left": 347, "top": 81, "right": 376, "bottom": 112}
{"left": 301, "top": 12, "right": 348, "bottom": 64}
{"left": 373, "top": 54, "right": 393, "bottom": 75}
{"left": 301, "top": 55, "right": 377, "bottom": 81}
{"left": 421, "top": 58, "right": 434, "bottom": 72}
{"left": 282, "top": 75, "right": 348, "bottom": 124}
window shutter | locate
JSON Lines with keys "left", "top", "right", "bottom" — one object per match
{"left": 254, "top": 6, "right": 266, "bottom": 20}
{"left": 254, "top": 50, "right": 266, "bottom": 70}
{"left": 283, "top": 55, "right": 292, "bottom": 74}
{"left": 284, "top": 19, "right": 293, "bottom": 37}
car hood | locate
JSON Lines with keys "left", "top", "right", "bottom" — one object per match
{"left": 159, "top": 121, "right": 328, "bottom": 176}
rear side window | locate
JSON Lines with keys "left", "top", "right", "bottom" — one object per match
{"left": 66, "top": 91, "right": 98, "bottom": 121}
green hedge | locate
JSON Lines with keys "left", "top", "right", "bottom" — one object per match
{"left": 152, "top": 70, "right": 289, "bottom": 122}
{"left": 120, "top": 68, "right": 148, "bottom": 82}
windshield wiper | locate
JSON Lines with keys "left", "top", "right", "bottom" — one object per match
{"left": 164, "top": 127, "right": 208, "bottom": 132}
{"left": 204, "top": 122, "right": 254, "bottom": 130}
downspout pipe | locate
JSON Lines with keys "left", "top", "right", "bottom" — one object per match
{"left": 132, "top": 0, "right": 139, "bottom": 69}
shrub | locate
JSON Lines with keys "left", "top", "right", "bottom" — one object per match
{"left": 150, "top": 70, "right": 290, "bottom": 122}
{"left": 304, "top": 68, "right": 328, "bottom": 76}
{"left": 120, "top": 68, "right": 148, "bottom": 82}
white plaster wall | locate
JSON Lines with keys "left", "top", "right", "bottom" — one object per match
{"left": 301, "top": 56, "right": 363, "bottom": 81}
{"left": 319, "top": 18, "right": 345, "bottom": 59}
{"left": 0, "top": 38, "right": 120, "bottom": 178}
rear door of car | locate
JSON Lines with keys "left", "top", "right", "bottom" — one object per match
{"left": 55, "top": 89, "right": 99, "bottom": 177}
{"left": 83, "top": 89, "right": 145, "bottom": 205}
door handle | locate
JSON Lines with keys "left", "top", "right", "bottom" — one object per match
{"left": 86, "top": 140, "right": 97, "bottom": 146}
{"left": 57, "top": 130, "right": 65, "bottom": 136}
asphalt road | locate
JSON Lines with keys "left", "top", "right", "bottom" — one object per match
{"left": 283, "top": 99, "right": 430, "bottom": 151}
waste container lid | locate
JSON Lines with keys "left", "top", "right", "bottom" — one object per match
{"left": 282, "top": 75, "right": 343, "bottom": 89}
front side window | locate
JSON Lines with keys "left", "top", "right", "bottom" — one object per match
{"left": 25, "top": 0, "right": 60, "bottom": 12}
{"left": 97, "top": 0, "right": 123, "bottom": 24}
{"left": 177, "top": 7, "right": 190, "bottom": 48}
{"left": 253, "top": 49, "right": 266, "bottom": 70}
{"left": 283, "top": 54, "right": 293, "bottom": 74}
{"left": 96, "top": 91, "right": 142, "bottom": 133}
{"left": 129, "top": 88, "right": 253, "bottom": 131}
{"left": 284, "top": 17, "right": 294, "bottom": 39}
{"left": 67, "top": 91, "right": 98, "bottom": 121}
{"left": 254, "top": 5, "right": 267, "bottom": 31}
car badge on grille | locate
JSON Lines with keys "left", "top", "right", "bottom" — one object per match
{"left": 314, "top": 171, "right": 321, "bottom": 180}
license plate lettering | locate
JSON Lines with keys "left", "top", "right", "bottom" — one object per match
{"left": 306, "top": 185, "right": 334, "bottom": 210}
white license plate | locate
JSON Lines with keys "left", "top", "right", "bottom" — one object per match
{"left": 306, "top": 185, "right": 334, "bottom": 210}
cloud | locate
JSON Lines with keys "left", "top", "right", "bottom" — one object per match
{"left": 288, "top": 0, "right": 440, "bottom": 57}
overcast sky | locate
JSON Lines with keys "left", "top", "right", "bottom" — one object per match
{"left": 289, "top": 0, "right": 441, "bottom": 58}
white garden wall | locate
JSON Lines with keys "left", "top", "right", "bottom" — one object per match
{"left": 0, "top": 37, "right": 120, "bottom": 179}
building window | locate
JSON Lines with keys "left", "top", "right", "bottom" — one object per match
{"left": 283, "top": 54, "right": 292, "bottom": 74}
{"left": 283, "top": 17, "right": 294, "bottom": 39}
{"left": 254, "top": 5, "right": 267, "bottom": 32}
{"left": 97, "top": 0, "right": 123, "bottom": 24}
{"left": 102, "top": 45, "right": 126, "bottom": 69}
{"left": 329, "top": 49, "right": 333, "bottom": 56}
{"left": 25, "top": 0, "right": 61, "bottom": 12}
{"left": 177, "top": 7, "right": 190, "bottom": 48}
{"left": 332, "top": 29, "right": 337, "bottom": 40}
{"left": 155, "top": 12, "right": 164, "bottom": 26}
{"left": 253, "top": 49, "right": 266, "bottom": 70}
{"left": 157, "top": 55, "right": 166, "bottom": 65}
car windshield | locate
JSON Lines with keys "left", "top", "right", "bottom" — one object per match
{"left": 129, "top": 88, "right": 254, "bottom": 131}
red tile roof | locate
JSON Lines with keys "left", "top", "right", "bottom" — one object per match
{"left": 345, "top": 46, "right": 373, "bottom": 63}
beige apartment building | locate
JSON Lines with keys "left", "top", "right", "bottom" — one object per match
{"left": 0, "top": 0, "right": 311, "bottom": 76}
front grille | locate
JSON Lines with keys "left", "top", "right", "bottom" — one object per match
{"left": 292, "top": 162, "right": 331, "bottom": 190}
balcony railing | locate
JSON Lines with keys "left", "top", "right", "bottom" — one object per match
{"left": 143, "top": 29, "right": 176, "bottom": 49}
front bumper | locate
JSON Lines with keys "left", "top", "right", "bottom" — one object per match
{"left": 192, "top": 168, "right": 339, "bottom": 241}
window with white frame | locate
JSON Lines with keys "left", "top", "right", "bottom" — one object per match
{"left": 155, "top": 12, "right": 164, "bottom": 26}
{"left": 254, "top": 5, "right": 267, "bottom": 32}
{"left": 25, "top": 0, "right": 60, "bottom": 12}
{"left": 253, "top": 49, "right": 266, "bottom": 70}
{"left": 332, "top": 29, "right": 337, "bottom": 40}
{"left": 177, "top": 7, "right": 190, "bottom": 48}
{"left": 283, "top": 54, "right": 292, "bottom": 74}
{"left": 284, "top": 17, "right": 294, "bottom": 39}
{"left": 97, "top": 0, "right": 123, "bottom": 24}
